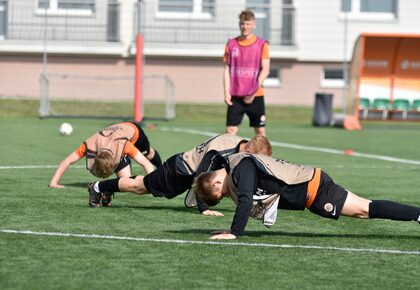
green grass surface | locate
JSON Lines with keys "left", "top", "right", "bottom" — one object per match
{"left": 1, "top": 99, "right": 420, "bottom": 289}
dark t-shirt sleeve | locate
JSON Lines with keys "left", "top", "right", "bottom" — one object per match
{"left": 230, "top": 158, "right": 257, "bottom": 237}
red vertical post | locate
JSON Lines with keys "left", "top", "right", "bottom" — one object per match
{"left": 134, "top": 33, "right": 143, "bottom": 123}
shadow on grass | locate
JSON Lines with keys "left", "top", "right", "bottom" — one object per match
{"left": 168, "top": 228, "right": 420, "bottom": 240}
{"left": 64, "top": 182, "right": 89, "bottom": 188}
{"left": 74, "top": 203, "right": 234, "bottom": 214}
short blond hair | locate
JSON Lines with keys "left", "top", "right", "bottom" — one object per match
{"left": 194, "top": 172, "right": 221, "bottom": 207}
{"left": 239, "top": 9, "right": 255, "bottom": 21}
{"left": 91, "top": 150, "right": 115, "bottom": 178}
{"left": 245, "top": 135, "right": 272, "bottom": 156}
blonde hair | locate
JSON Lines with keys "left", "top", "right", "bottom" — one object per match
{"left": 194, "top": 172, "right": 221, "bottom": 207}
{"left": 245, "top": 135, "right": 272, "bottom": 156}
{"left": 239, "top": 9, "right": 255, "bottom": 21}
{"left": 91, "top": 150, "right": 115, "bottom": 178}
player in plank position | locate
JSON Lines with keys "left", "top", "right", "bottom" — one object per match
{"left": 50, "top": 122, "right": 162, "bottom": 196}
{"left": 88, "top": 134, "right": 272, "bottom": 214}
{"left": 195, "top": 152, "right": 420, "bottom": 239}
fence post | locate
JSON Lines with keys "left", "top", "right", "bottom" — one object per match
{"left": 134, "top": 33, "right": 143, "bottom": 123}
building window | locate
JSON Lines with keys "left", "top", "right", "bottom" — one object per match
{"left": 37, "top": 0, "right": 95, "bottom": 15}
{"left": 360, "top": 0, "right": 395, "bottom": 13}
{"left": 247, "top": 0, "right": 270, "bottom": 40}
{"left": 340, "top": 0, "right": 397, "bottom": 20}
{"left": 0, "top": 0, "right": 6, "bottom": 40}
{"left": 281, "top": 0, "right": 295, "bottom": 45}
{"left": 341, "top": 0, "right": 351, "bottom": 12}
{"left": 321, "top": 68, "right": 345, "bottom": 88}
{"left": 264, "top": 68, "right": 281, "bottom": 87}
{"left": 157, "top": 0, "right": 215, "bottom": 19}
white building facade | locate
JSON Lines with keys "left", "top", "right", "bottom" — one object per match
{"left": 0, "top": 0, "right": 419, "bottom": 108}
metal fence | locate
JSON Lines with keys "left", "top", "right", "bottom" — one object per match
{"left": 0, "top": 1, "right": 295, "bottom": 46}
{"left": 1, "top": 0, "right": 119, "bottom": 42}
{"left": 135, "top": 1, "right": 295, "bottom": 46}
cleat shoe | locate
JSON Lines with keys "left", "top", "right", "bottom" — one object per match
{"left": 101, "top": 192, "right": 114, "bottom": 207}
{"left": 87, "top": 182, "right": 101, "bottom": 208}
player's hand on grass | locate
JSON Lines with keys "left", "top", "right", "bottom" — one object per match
{"left": 209, "top": 232, "right": 237, "bottom": 240}
{"left": 211, "top": 230, "right": 231, "bottom": 235}
{"left": 202, "top": 210, "right": 224, "bottom": 217}
{"left": 49, "top": 183, "right": 65, "bottom": 188}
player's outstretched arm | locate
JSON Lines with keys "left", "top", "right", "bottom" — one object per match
{"left": 49, "top": 152, "right": 81, "bottom": 188}
{"left": 132, "top": 152, "right": 155, "bottom": 174}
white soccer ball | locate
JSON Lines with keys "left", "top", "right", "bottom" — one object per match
{"left": 59, "top": 123, "right": 73, "bottom": 136}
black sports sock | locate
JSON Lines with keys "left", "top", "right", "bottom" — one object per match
{"left": 369, "top": 200, "right": 420, "bottom": 221}
{"left": 150, "top": 150, "right": 162, "bottom": 167}
{"left": 98, "top": 178, "right": 121, "bottom": 193}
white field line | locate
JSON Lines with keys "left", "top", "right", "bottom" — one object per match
{"left": 0, "top": 165, "right": 85, "bottom": 170}
{"left": 2, "top": 229, "right": 419, "bottom": 256}
{"left": 160, "top": 127, "right": 420, "bottom": 166}
{"left": 1, "top": 127, "right": 419, "bottom": 170}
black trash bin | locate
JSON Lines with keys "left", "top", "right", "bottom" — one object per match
{"left": 312, "top": 93, "right": 333, "bottom": 127}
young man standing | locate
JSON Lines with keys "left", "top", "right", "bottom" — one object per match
{"left": 195, "top": 153, "right": 420, "bottom": 239}
{"left": 224, "top": 9, "right": 270, "bottom": 136}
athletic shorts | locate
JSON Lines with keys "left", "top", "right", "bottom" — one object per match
{"left": 131, "top": 122, "right": 151, "bottom": 156}
{"left": 143, "top": 154, "right": 195, "bottom": 199}
{"left": 114, "top": 123, "right": 150, "bottom": 173}
{"left": 226, "top": 96, "right": 266, "bottom": 127}
{"left": 114, "top": 156, "right": 131, "bottom": 173}
{"left": 308, "top": 171, "right": 348, "bottom": 220}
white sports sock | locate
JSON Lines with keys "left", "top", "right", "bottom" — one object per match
{"left": 93, "top": 181, "right": 100, "bottom": 193}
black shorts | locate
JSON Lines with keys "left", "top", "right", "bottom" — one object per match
{"left": 114, "top": 156, "right": 131, "bottom": 173}
{"left": 308, "top": 171, "right": 348, "bottom": 220}
{"left": 131, "top": 122, "right": 151, "bottom": 156}
{"left": 114, "top": 123, "right": 150, "bottom": 173}
{"left": 143, "top": 154, "right": 194, "bottom": 199}
{"left": 226, "top": 96, "right": 266, "bottom": 127}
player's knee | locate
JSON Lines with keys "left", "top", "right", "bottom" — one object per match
{"left": 355, "top": 208, "right": 370, "bottom": 219}
{"left": 226, "top": 127, "right": 237, "bottom": 135}
{"left": 146, "top": 148, "right": 155, "bottom": 159}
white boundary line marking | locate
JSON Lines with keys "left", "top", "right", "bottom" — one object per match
{"left": 160, "top": 127, "right": 420, "bottom": 166}
{"left": 2, "top": 127, "right": 419, "bottom": 170}
{"left": 0, "top": 165, "right": 85, "bottom": 170}
{"left": 2, "top": 229, "right": 419, "bottom": 255}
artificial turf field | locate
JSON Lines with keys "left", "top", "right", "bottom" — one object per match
{"left": 1, "top": 101, "right": 420, "bottom": 289}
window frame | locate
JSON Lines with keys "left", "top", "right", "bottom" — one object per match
{"left": 155, "top": 0, "right": 215, "bottom": 20}
{"left": 263, "top": 68, "right": 281, "bottom": 87}
{"left": 321, "top": 68, "right": 345, "bottom": 88}
{"left": 35, "top": 0, "right": 95, "bottom": 16}
{"left": 339, "top": 0, "right": 398, "bottom": 21}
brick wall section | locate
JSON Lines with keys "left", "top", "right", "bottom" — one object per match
{"left": 0, "top": 55, "right": 343, "bottom": 107}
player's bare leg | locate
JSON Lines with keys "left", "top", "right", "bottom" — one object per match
{"left": 117, "top": 176, "right": 149, "bottom": 195}
{"left": 342, "top": 190, "right": 420, "bottom": 222}
{"left": 253, "top": 126, "right": 266, "bottom": 136}
{"left": 341, "top": 191, "right": 371, "bottom": 219}
{"left": 116, "top": 165, "right": 132, "bottom": 178}
{"left": 145, "top": 147, "right": 162, "bottom": 167}
{"left": 226, "top": 126, "right": 238, "bottom": 135}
